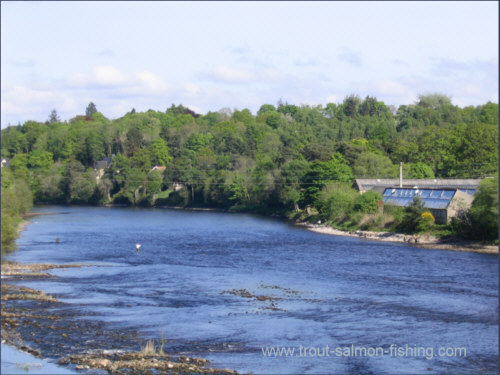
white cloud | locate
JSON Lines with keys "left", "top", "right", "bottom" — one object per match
{"left": 64, "top": 66, "right": 174, "bottom": 99}
{"left": 1, "top": 66, "right": 177, "bottom": 125}
{"left": 1, "top": 84, "right": 79, "bottom": 125}
{"left": 6, "top": 86, "right": 58, "bottom": 106}
{"left": 67, "top": 65, "right": 132, "bottom": 88}
{"left": 134, "top": 70, "right": 169, "bottom": 92}
{"left": 93, "top": 65, "right": 130, "bottom": 86}
{"left": 200, "top": 64, "right": 283, "bottom": 84}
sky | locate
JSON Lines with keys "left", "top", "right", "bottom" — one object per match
{"left": 1, "top": 1, "right": 498, "bottom": 127}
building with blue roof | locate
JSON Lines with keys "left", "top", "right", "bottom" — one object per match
{"left": 382, "top": 187, "right": 474, "bottom": 224}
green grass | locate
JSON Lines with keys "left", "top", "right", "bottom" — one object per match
{"left": 155, "top": 189, "right": 173, "bottom": 199}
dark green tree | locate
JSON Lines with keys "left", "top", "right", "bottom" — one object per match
{"left": 417, "top": 93, "right": 452, "bottom": 110}
{"left": 48, "top": 109, "right": 60, "bottom": 123}
{"left": 353, "top": 152, "right": 398, "bottom": 178}
{"left": 342, "top": 95, "right": 362, "bottom": 117}
{"left": 27, "top": 150, "right": 53, "bottom": 170}
{"left": 65, "top": 162, "right": 97, "bottom": 203}
{"left": 301, "top": 153, "right": 353, "bottom": 206}
{"left": 257, "top": 104, "right": 276, "bottom": 115}
{"left": 406, "top": 162, "right": 435, "bottom": 179}
{"left": 86, "top": 102, "right": 97, "bottom": 117}
{"left": 469, "top": 178, "right": 499, "bottom": 241}
{"left": 399, "top": 196, "right": 426, "bottom": 233}
{"left": 150, "top": 138, "right": 172, "bottom": 166}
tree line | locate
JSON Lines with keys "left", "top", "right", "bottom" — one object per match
{"left": 1, "top": 95, "right": 498, "bottom": 251}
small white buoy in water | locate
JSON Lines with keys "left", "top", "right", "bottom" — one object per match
{"left": 136, "top": 243, "right": 141, "bottom": 253}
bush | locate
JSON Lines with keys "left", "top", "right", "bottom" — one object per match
{"left": 316, "top": 183, "right": 358, "bottom": 223}
{"left": 354, "top": 191, "right": 383, "bottom": 213}
{"left": 417, "top": 211, "right": 435, "bottom": 232}
{"left": 398, "top": 196, "right": 426, "bottom": 233}
{"left": 384, "top": 204, "right": 405, "bottom": 222}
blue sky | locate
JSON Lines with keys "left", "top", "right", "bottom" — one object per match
{"left": 1, "top": 1, "right": 498, "bottom": 126}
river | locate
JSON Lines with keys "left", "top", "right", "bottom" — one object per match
{"left": 4, "top": 206, "right": 498, "bottom": 374}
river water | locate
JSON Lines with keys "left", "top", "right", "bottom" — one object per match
{"left": 5, "top": 206, "right": 498, "bottom": 374}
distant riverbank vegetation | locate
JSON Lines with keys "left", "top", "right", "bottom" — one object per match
{"left": 1, "top": 168, "right": 32, "bottom": 254}
{"left": 1, "top": 94, "right": 498, "bottom": 251}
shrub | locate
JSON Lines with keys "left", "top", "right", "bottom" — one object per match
{"left": 418, "top": 211, "right": 435, "bottom": 232}
{"left": 316, "top": 183, "right": 358, "bottom": 223}
{"left": 421, "top": 211, "right": 435, "bottom": 222}
{"left": 398, "top": 196, "right": 426, "bottom": 233}
{"left": 384, "top": 204, "right": 405, "bottom": 221}
{"left": 354, "top": 191, "right": 383, "bottom": 213}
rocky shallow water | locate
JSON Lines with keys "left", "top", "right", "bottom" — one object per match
{"left": 1, "top": 264, "right": 238, "bottom": 374}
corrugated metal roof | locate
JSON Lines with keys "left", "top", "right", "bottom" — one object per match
{"left": 356, "top": 178, "right": 481, "bottom": 192}
{"left": 383, "top": 188, "right": 457, "bottom": 209}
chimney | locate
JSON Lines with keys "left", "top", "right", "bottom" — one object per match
{"left": 399, "top": 162, "right": 403, "bottom": 188}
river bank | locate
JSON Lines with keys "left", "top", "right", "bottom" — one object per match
{"left": 2, "top": 212, "right": 67, "bottom": 256}
{"left": 300, "top": 223, "right": 498, "bottom": 254}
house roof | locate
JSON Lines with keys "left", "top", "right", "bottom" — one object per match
{"left": 383, "top": 188, "right": 460, "bottom": 210}
{"left": 151, "top": 166, "right": 166, "bottom": 171}
{"left": 94, "top": 157, "right": 112, "bottom": 170}
{"left": 356, "top": 178, "right": 481, "bottom": 193}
